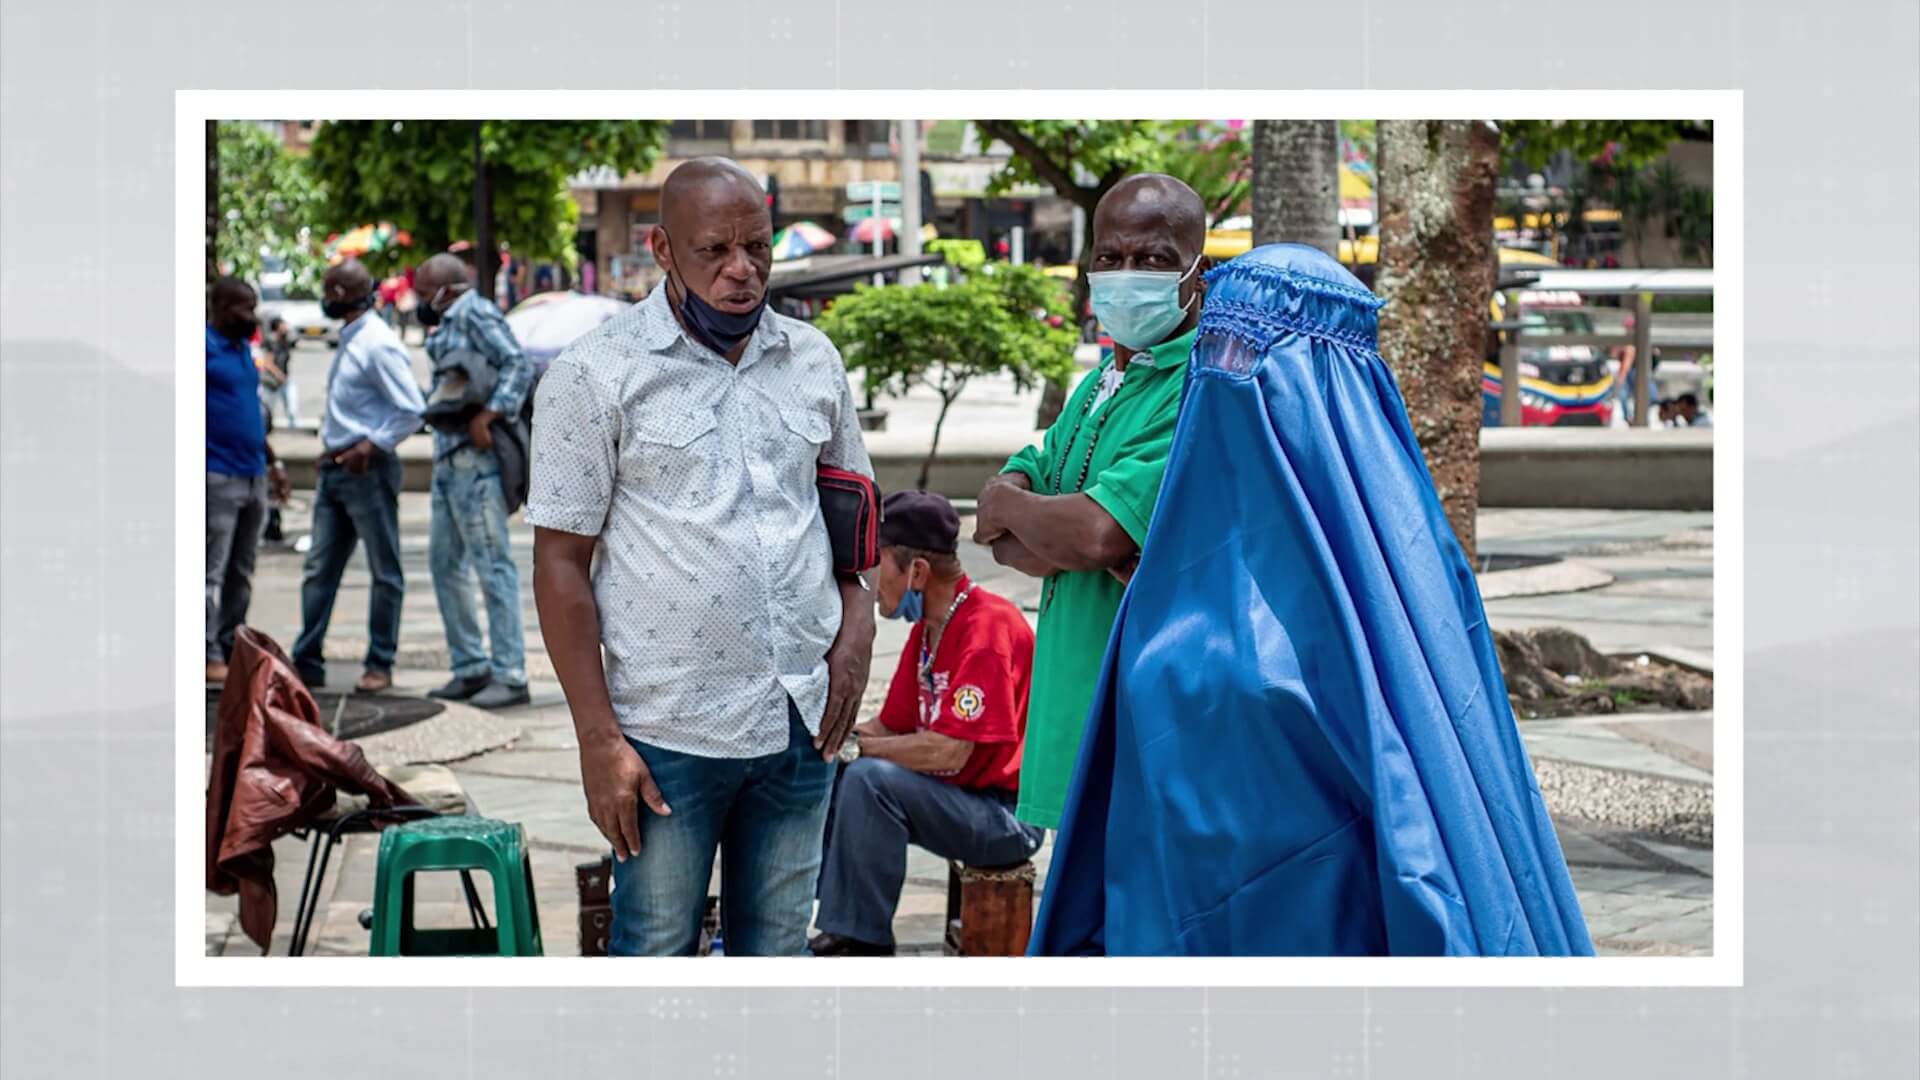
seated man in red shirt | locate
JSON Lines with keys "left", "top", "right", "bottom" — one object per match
{"left": 809, "top": 491, "right": 1044, "bottom": 957}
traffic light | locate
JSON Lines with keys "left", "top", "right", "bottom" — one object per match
{"left": 766, "top": 174, "right": 781, "bottom": 221}
{"left": 919, "top": 169, "right": 935, "bottom": 226}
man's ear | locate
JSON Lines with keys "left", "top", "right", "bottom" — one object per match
{"left": 649, "top": 225, "right": 672, "bottom": 273}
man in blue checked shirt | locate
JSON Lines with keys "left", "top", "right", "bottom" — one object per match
{"left": 413, "top": 253, "right": 536, "bottom": 709}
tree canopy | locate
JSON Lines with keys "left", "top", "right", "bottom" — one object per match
{"left": 215, "top": 122, "right": 326, "bottom": 296}
{"left": 307, "top": 120, "right": 666, "bottom": 270}
{"left": 1497, "top": 120, "right": 1712, "bottom": 170}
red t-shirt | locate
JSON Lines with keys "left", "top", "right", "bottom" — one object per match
{"left": 875, "top": 579, "right": 1034, "bottom": 793}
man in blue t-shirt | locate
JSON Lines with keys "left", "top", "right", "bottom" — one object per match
{"left": 205, "top": 277, "right": 288, "bottom": 683}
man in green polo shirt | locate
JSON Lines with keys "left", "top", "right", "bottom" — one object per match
{"left": 972, "top": 174, "right": 1210, "bottom": 829}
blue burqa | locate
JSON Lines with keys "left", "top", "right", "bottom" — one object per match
{"left": 1029, "top": 244, "right": 1593, "bottom": 957}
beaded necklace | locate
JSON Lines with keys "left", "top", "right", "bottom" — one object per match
{"left": 1041, "top": 358, "right": 1130, "bottom": 612}
{"left": 918, "top": 584, "right": 974, "bottom": 688}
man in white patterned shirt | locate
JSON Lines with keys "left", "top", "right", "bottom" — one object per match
{"left": 528, "top": 158, "right": 876, "bottom": 956}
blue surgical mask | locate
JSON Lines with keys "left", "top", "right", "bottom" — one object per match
{"left": 886, "top": 589, "right": 924, "bottom": 623}
{"left": 1088, "top": 255, "right": 1202, "bottom": 351}
{"left": 661, "top": 227, "right": 767, "bottom": 356}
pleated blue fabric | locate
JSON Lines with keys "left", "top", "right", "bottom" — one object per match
{"left": 1029, "top": 244, "right": 1594, "bottom": 956}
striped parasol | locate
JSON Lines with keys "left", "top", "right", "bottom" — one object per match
{"left": 771, "top": 221, "right": 837, "bottom": 260}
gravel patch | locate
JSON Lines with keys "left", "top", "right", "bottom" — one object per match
{"left": 1533, "top": 757, "right": 1713, "bottom": 846}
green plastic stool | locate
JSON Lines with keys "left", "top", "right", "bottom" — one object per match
{"left": 371, "top": 816, "right": 544, "bottom": 956}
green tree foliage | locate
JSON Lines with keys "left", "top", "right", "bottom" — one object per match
{"left": 1497, "top": 120, "right": 1712, "bottom": 170}
{"left": 1159, "top": 127, "right": 1251, "bottom": 227}
{"left": 215, "top": 122, "right": 326, "bottom": 297}
{"left": 307, "top": 120, "right": 666, "bottom": 269}
{"left": 975, "top": 120, "right": 1248, "bottom": 222}
{"left": 818, "top": 262, "right": 1077, "bottom": 489}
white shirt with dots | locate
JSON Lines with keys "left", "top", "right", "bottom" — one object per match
{"left": 526, "top": 285, "right": 874, "bottom": 758}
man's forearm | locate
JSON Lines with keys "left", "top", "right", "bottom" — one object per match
{"left": 858, "top": 731, "right": 973, "bottom": 775}
{"left": 836, "top": 576, "right": 875, "bottom": 646}
{"left": 991, "top": 534, "right": 1063, "bottom": 578}
{"left": 532, "top": 550, "right": 623, "bottom": 749}
{"left": 997, "top": 487, "right": 1135, "bottom": 573}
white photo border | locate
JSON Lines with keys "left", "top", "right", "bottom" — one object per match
{"left": 177, "top": 88, "right": 1742, "bottom": 988}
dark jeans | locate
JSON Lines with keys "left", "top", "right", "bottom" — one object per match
{"left": 205, "top": 471, "right": 268, "bottom": 662}
{"left": 814, "top": 757, "right": 1044, "bottom": 947}
{"left": 292, "top": 453, "right": 405, "bottom": 682}
{"left": 609, "top": 701, "right": 835, "bottom": 957}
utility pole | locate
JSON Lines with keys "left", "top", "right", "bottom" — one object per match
{"left": 473, "top": 121, "right": 497, "bottom": 302}
{"left": 898, "top": 119, "right": 923, "bottom": 283}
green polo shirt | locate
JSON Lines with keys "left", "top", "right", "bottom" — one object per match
{"left": 1000, "top": 328, "right": 1196, "bottom": 828}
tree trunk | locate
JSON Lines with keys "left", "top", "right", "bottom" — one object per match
{"left": 1034, "top": 248, "right": 1090, "bottom": 430}
{"left": 1251, "top": 120, "right": 1340, "bottom": 256}
{"left": 1373, "top": 120, "right": 1500, "bottom": 562}
{"left": 206, "top": 119, "right": 220, "bottom": 286}
{"left": 921, "top": 377, "right": 966, "bottom": 490}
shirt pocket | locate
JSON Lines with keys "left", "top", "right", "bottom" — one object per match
{"left": 779, "top": 404, "right": 831, "bottom": 449}
{"left": 625, "top": 406, "right": 721, "bottom": 497}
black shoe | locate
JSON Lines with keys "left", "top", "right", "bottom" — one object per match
{"left": 807, "top": 932, "right": 895, "bottom": 957}
{"left": 468, "top": 682, "right": 531, "bottom": 709}
{"left": 296, "top": 667, "right": 328, "bottom": 692}
{"left": 427, "top": 674, "right": 492, "bottom": 702}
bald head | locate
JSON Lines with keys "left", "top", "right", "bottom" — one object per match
{"left": 1092, "top": 174, "right": 1207, "bottom": 255}
{"left": 660, "top": 157, "right": 767, "bottom": 232}
{"left": 323, "top": 258, "right": 372, "bottom": 298}
{"left": 652, "top": 156, "right": 774, "bottom": 324}
{"left": 209, "top": 275, "right": 255, "bottom": 311}
{"left": 414, "top": 252, "right": 473, "bottom": 299}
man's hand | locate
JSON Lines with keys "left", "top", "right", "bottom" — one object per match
{"left": 467, "top": 408, "right": 499, "bottom": 452}
{"left": 578, "top": 733, "right": 670, "bottom": 862}
{"left": 331, "top": 439, "right": 378, "bottom": 475}
{"left": 816, "top": 579, "right": 875, "bottom": 761}
{"left": 974, "top": 472, "right": 1032, "bottom": 544}
{"left": 268, "top": 461, "right": 291, "bottom": 504}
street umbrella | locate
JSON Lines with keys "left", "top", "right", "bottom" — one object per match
{"left": 850, "top": 217, "right": 899, "bottom": 245}
{"left": 504, "top": 291, "right": 631, "bottom": 374}
{"left": 326, "top": 222, "right": 409, "bottom": 262}
{"left": 771, "top": 221, "right": 836, "bottom": 260}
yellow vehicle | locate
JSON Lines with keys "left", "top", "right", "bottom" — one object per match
{"left": 1204, "top": 229, "right": 1379, "bottom": 267}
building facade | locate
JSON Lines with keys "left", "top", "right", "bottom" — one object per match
{"left": 571, "top": 120, "right": 1072, "bottom": 299}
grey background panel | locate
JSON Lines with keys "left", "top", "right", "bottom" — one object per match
{"left": 3, "top": 0, "right": 1917, "bottom": 1076}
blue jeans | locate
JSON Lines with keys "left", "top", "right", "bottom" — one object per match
{"left": 428, "top": 448, "right": 526, "bottom": 686}
{"left": 609, "top": 702, "right": 834, "bottom": 957}
{"left": 292, "top": 453, "right": 405, "bottom": 682}
{"left": 815, "top": 758, "right": 1044, "bottom": 947}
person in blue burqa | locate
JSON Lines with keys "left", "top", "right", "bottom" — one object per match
{"left": 1029, "top": 243, "right": 1594, "bottom": 957}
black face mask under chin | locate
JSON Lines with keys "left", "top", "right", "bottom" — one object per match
{"left": 322, "top": 294, "right": 372, "bottom": 321}
{"left": 660, "top": 230, "right": 766, "bottom": 356}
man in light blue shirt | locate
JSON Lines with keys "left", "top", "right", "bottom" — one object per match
{"left": 292, "top": 258, "right": 427, "bottom": 693}
{"left": 413, "top": 253, "right": 536, "bottom": 709}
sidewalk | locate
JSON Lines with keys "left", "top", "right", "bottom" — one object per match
{"left": 207, "top": 502, "right": 1712, "bottom": 958}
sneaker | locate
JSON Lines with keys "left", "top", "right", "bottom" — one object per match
{"left": 807, "top": 932, "right": 895, "bottom": 957}
{"left": 468, "top": 682, "right": 531, "bottom": 709}
{"left": 427, "top": 674, "right": 492, "bottom": 702}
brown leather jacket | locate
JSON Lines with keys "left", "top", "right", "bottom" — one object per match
{"left": 205, "top": 627, "right": 419, "bottom": 951}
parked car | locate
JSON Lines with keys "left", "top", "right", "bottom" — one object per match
{"left": 1481, "top": 289, "right": 1617, "bottom": 427}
